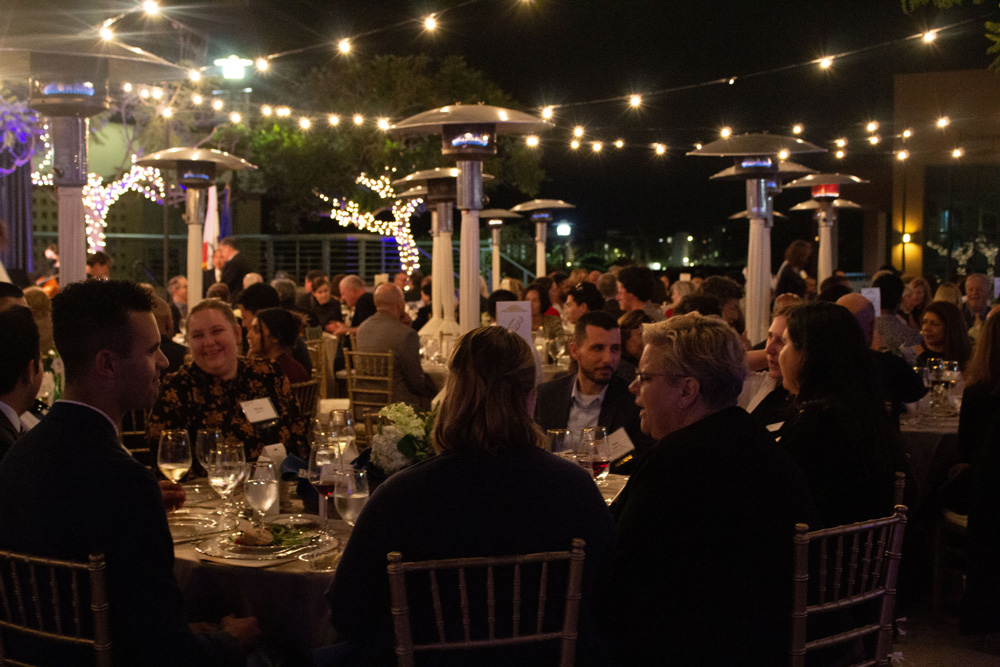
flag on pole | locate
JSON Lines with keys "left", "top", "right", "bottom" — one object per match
{"left": 219, "top": 184, "right": 233, "bottom": 239}
{"left": 202, "top": 185, "right": 219, "bottom": 269}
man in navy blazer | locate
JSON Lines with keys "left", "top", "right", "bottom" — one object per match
{"left": 0, "top": 280, "right": 258, "bottom": 666}
{"left": 534, "top": 310, "right": 652, "bottom": 473}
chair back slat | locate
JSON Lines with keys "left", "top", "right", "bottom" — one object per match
{"left": 386, "top": 539, "right": 586, "bottom": 665}
{"left": 28, "top": 564, "right": 43, "bottom": 630}
{"left": 892, "top": 472, "right": 906, "bottom": 508}
{"left": 48, "top": 568, "right": 62, "bottom": 636}
{"left": 10, "top": 562, "right": 27, "bottom": 626}
{"left": 789, "top": 508, "right": 907, "bottom": 667}
{"left": 89, "top": 555, "right": 112, "bottom": 666}
{"left": 344, "top": 351, "right": 393, "bottom": 446}
{"left": 458, "top": 568, "right": 471, "bottom": 641}
{"left": 71, "top": 570, "right": 82, "bottom": 636}
{"left": 290, "top": 380, "right": 320, "bottom": 421}
{"left": 0, "top": 562, "right": 11, "bottom": 622}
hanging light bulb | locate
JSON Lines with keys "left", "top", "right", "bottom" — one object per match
{"left": 338, "top": 38, "right": 352, "bottom": 54}
{"left": 424, "top": 15, "right": 437, "bottom": 30}
{"left": 573, "top": 126, "right": 584, "bottom": 138}
{"left": 819, "top": 56, "right": 833, "bottom": 69}
{"left": 328, "top": 114, "right": 340, "bottom": 126}
{"left": 629, "top": 94, "right": 642, "bottom": 108}
{"left": 720, "top": 127, "right": 732, "bottom": 138}
{"left": 525, "top": 135, "right": 539, "bottom": 147}
{"left": 255, "top": 58, "right": 269, "bottom": 72}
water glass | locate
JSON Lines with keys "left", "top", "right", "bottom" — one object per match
{"left": 581, "top": 426, "right": 611, "bottom": 482}
{"left": 157, "top": 430, "right": 192, "bottom": 484}
{"left": 330, "top": 409, "right": 357, "bottom": 464}
{"left": 195, "top": 429, "right": 223, "bottom": 476}
{"left": 245, "top": 460, "right": 278, "bottom": 526}
{"left": 546, "top": 429, "right": 572, "bottom": 453}
{"left": 206, "top": 442, "right": 246, "bottom": 516}
{"left": 333, "top": 469, "right": 369, "bottom": 528}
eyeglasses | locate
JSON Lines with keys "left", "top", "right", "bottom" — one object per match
{"left": 633, "top": 370, "right": 682, "bottom": 384}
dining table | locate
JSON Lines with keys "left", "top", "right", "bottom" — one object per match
{"left": 898, "top": 404, "right": 960, "bottom": 501}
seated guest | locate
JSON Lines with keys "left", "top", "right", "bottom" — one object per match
{"left": 524, "top": 280, "right": 563, "bottom": 339}
{"left": 23, "top": 286, "right": 54, "bottom": 356}
{"left": 604, "top": 313, "right": 819, "bottom": 664}
{"left": 327, "top": 326, "right": 614, "bottom": 665}
{"left": 295, "top": 270, "right": 327, "bottom": 310}
{"left": 238, "top": 283, "right": 312, "bottom": 375}
{"left": 306, "top": 276, "right": 343, "bottom": 333}
{"left": 616, "top": 309, "right": 652, "bottom": 386}
{"left": 272, "top": 277, "right": 318, "bottom": 328}
{"left": 873, "top": 272, "right": 922, "bottom": 359}
{"left": 242, "top": 272, "right": 263, "bottom": 289}
{"left": 737, "top": 302, "right": 799, "bottom": 433}
{"left": 700, "top": 275, "right": 744, "bottom": 331}
{"left": 410, "top": 281, "right": 433, "bottom": 331}
{"left": 900, "top": 276, "right": 932, "bottom": 330}
{"left": 535, "top": 311, "right": 653, "bottom": 473}
{"left": 167, "top": 275, "right": 188, "bottom": 333}
{"left": 615, "top": 265, "right": 665, "bottom": 322}
{"left": 151, "top": 296, "right": 188, "bottom": 375}
{"left": 674, "top": 293, "right": 721, "bottom": 317}
{"left": 564, "top": 281, "right": 604, "bottom": 325}
{"left": 327, "top": 274, "right": 375, "bottom": 338}
{"left": 663, "top": 280, "right": 694, "bottom": 319}
{"left": 0, "top": 281, "right": 27, "bottom": 310}
{"left": 778, "top": 301, "right": 907, "bottom": 527}
{"left": 85, "top": 250, "right": 113, "bottom": 280}
{"left": 914, "top": 300, "right": 972, "bottom": 369}
{"left": 206, "top": 282, "right": 230, "bottom": 302}
{"left": 597, "top": 272, "right": 622, "bottom": 320}
{"left": 0, "top": 280, "right": 257, "bottom": 665}
{"left": 247, "top": 308, "right": 310, "bottom": 383}
{"left": 357, "top": 284, "right": 436, "bottom": 410}
{"left": 961, "top": 272, "right": 992, "bottom": 331}
{"left": 145, "top": 299, "right": 309, "bottom": 460}
{"left": 0, "top": 307, "right": 42, "bottom": 460}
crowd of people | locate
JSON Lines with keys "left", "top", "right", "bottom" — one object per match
{"left": 1, "top": 237, "right": 999, "bottom": 665}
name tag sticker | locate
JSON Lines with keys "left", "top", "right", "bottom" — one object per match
{"left": 608, "top": 427, "right": 635, "bottom": 461}
{"left": 240, "top": 398, "right": 278, "bottom": 424}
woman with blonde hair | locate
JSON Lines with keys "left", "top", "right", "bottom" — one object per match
{"left": 327, "top": 326, "right": 614, "bottom": 665}
{"left": 901, "top": 276, "right": 933, "bottom": 330}
{"left": 934, "top": 282, "right": 963, "bottom": 308}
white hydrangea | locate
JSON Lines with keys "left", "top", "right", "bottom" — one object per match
{"left": 370, "top": 425, "right": 412, "bottom": 474}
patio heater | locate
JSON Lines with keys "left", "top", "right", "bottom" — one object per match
{"left": 392, "top": 168, "right": 494, "bottom": 338}
{"left": 135, "top": 148, "right": 256, "bottom": 314}
{"left": 689, "top": 135, "right": 824, "bottom": 345}
{"left": 0, "top": 33, "right": 184, "bottom": 283}
{"left": 784, "top": 173, "right": 868, "bottom": 284}
{"left": 390, "top": 104, "right": 550, "bottom": 332}
{"left": 510, "top": 199, "right": 576, "bottom": 279}
{"left": 479, "top": 208, "right": 522, "bottom": 290}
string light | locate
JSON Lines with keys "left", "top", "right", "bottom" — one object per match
{"left": 377, "top": 117, "right": 391, "bottom": 130}
{"left": 338, "top": 38, "right": 351, "bottom": 54}
{"left": 161, "top": 107, "right": 172, "bottom": 118}
{"left": 151, "top": 88, "right": 163, "bottom": 100}
{"left": 261, "top": 105, "right": 273, "bottom": 116}
{"left": 424, "top": 15, "right": 437, "bottom": 30}
{"left": 328, "top": 114, "right": 340, "bottom": 126}
{"left": 255, "top": 58, "right": 269, "bottom": 72}
{"left": 139, "top": 88, "right": 150, "bottom": 99}
{"left": 192, "top": 94, "right": 203, "bottom": 105}
{"left": 897, "top": 149, "right": 909, "bottom": 160}
{"left": 211, "top": 99, "right": 224, "bottom": 111}
{"left": 629, "top": 94, "right": 642, "bottom": 108}
{"left": 188, "top": 69, "right": 201, "bottom": 82}
{"left": 143, "top": 1, "right": 159, "bottom": 16}
{"left": 720, "top": 127, "right": 732, "bottom": 138}
{"left": 952, "top": 147, "right": 964, "bottom": 158}
{"left": 122, "top": 82, "right": 132, "bottom": 93}
{"left": 869, "top": 135, "right": 880, "bottom": 144}
{"left": 229, "top": 112, "right": 242, "bottom": 123}
{"left": 99, "top": 26, "right": 113, "bottom": 41}
{"left": 819, "top": 56, "right": 833, "bottom": 69}
{"left": 866, "top": 121, "right": 879, "bottom": 132}
{"left": 778, "top": 149, "right": 790, "bottom": 160}
{"left": 542, "top": 106, "right": 554, "bottom": 120}
{"left": 792, "top": 124, "right": 803, "bottom": 134}
{"left": 654, "top": 143, "right": 666, "bottom": 155}
{"left": 525, "top": 135, "right": 539, "bottom": 147}
{"left": 570, "top": 140, "right": 580, "bottom": 149}
{"left": 937, "top": 116, "right": 950, "bottom": 128}
{"left": 614, "top": 139, "right": 624, "bottom": 148}
{"left": 353, "top": 114, "right": 364, "bottom": 125}
{"left": 923, "top": 30, "right": 937, "bottom": 43}
{"left": 592, "top": 141, "right": 602, "bottom": 152}
{"left": 573, "top": 126, "right": 584, "bottom": 138}
{"left": 276, "top": 106, "right": 291, "bottom": 117}
{"left": 902, "top": 128, "right": 912, "bottom": 138}
{"left": 835, "top": 150, "right": 845, "bottom": 159}
{"left": 835, "top": 138, "right": 847, "bottom": 147}
{"left": 299, "top": 117, "right": 311, "bottom": 130}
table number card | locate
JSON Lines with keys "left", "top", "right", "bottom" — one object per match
{"left": 861, "top": 287, "right": 881, "bottom": 316}
{"left": 240, "top": 398, "right": 278, "bottom": 424}
{"left": 497, "top": 301, "right": 533, "bottom": 346}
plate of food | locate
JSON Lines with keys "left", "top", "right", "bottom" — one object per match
{"left": 168, "top": 509, "right": 238, "bottom": 542}
{"left": 195, "top": 523, "right": 335, "bottom": 566}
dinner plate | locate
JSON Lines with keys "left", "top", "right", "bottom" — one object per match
{"left": 182, "top": 483, "right": 219, "bottom": 506}
{"left": 268, "top": 514, "right": 322, "bottom": 531}
{"left": 168, "top": 509, "right": 238, "bottom": 542}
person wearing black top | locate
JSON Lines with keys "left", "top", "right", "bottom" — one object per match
{"left": 306, "top": 276, "right": 343, "bottom": 332}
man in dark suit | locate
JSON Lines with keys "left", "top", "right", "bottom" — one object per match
{"left": 534, "top": 310, "right": 652, "bottom": 473}
{"left": 0, "top": 307, "right": 42, "bottom": 461}
{"left": 602, "top": 314, "right": 819, "bottom": 665}
{"left": 357, "top": 283, "right": 437, "bottom": 410}
{"left": 0, "top": 280, "right": 258, "bottom": 666}
{"left": 218, "top": 237, "right": 250, "bottom": 301}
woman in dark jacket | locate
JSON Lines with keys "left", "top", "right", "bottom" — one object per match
{"left": 778, "top": 301, "right": 907, "bottom": 527}
{"left": 307, "top": 276, "right": 343, "bottom": 333}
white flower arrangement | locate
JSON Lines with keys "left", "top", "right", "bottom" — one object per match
{"left": 368, "top": 403, "right": 435, "bottom": 476}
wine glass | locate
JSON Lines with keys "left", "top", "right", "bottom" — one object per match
{"left": 308, "top": 442, "right": 342, "bottom": 533}
{"left": 546, "top": 429, "right": 572, "bottom": 453}
{"left": 245, "top": 460, "right": 278, "bottom": 527}
{"left": 206, "top": 442, "right": 246, "bottom": 517}
{"left": 581, "top": 426, "right": 611, "bottom": 483}
{"left": 330, "top": 410, "right": 357, "bottom": 464}
{"left": 195, "top": 429, "right": 223, "bottom": 477}
{"left": 333, "top": 469, "right": 369, "bottom": 528}
{"left": 157, "top": 430, "right": 192, "bottom": 485}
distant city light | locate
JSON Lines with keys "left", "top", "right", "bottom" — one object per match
{"left": 686, "top": 235, "right": 694, "bottom": 242}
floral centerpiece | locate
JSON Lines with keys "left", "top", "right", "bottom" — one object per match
{"left": 368, "top": 403, "right": 436, "bottom": 477}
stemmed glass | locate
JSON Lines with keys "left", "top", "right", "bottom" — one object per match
{"left": 206, "top": 442, "right": 246, "bottom": 518}
{"left": 546, "top": 429, "right": 572, "bottom": 453}
{"left": 195, "top": 429, "right": 223, "bottom": 477}
{"left": 329, "top": 410, "right": 357, "bottom": 463}
{"left": 581, "top": 426, "right": 611, "bottom": 483}
{"left": 157, "top": 430, "right": 192, "bottom": 485}
{"left": 244, "top": 460, "right": 278, "bottom": 527}
{"left": 333, "top": 469, "right": 369, "bottom": 528}
{"left": 308, "top": 442, "right": 342, "bottom": 534}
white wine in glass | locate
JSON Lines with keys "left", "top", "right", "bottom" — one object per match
{"left": 333, "top": 469, "right": 369, "bottom": 527}
{"left": 157, "top": 430, "right": 192, "bottom": 484}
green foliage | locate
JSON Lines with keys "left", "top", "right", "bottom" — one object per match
{"left": 901, "top": 0, "right": 984, "bottom": 10}
{"left": 901, "top": 0, "right": 999, "bottom": 68}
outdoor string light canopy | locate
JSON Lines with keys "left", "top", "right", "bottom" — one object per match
{"left": 0, "top": 31, "right": 185, "bottom": 284}
{"left": 784, "top": 173, "right": 868, "bottom": 284}
{"left": 509, "top": 199, "right": 577, "bottom": 280}
{"left": 390, "top": 103, "right": 551, "bottom": 333}
{"left": 391, "top": 167, "right": 495, "bottom": 339}
{"left": 689, "top": 133, "right": 825, "bottom": 346}
{"left": 136, "top": 147, "right": 257, "bottom": 314}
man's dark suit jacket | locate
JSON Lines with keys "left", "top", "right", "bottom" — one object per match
{"left": 533, "top": 373, "right": 652, "bottom": 473}
{"left": 350, "top": 291, "right": 377, "bottom": 328}
{"left": 220, "top": 252, "right": 251, "bottom": 300}
{"left": 0, "top": 408, "right": 18, "bottom": 462}
{"left": 0, "top": 402, "right": 241, "bottom": 666}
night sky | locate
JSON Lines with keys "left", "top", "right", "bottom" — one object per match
{"left": 8, "top": 0, "right": 998, "bottom": 256}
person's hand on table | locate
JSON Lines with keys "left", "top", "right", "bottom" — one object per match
{"left": 159, "top": 480, "right": 186, "bottom": 511}
{"left": 327, "top": 321, "right": 347, "bottom": 335}
{"left": 221, "top": 614, "right": 262, "bottom": 651}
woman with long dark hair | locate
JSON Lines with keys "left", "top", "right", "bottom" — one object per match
{"left": 914, "top": 300, "right": 972, "bottom": 369}
{"left": 326, "top": 326, "right": 614, "bottom": 665}
{"left": 778, "top": 301, "right": 907, "bottom": 527}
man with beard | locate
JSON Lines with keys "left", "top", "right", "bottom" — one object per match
{"left": 534, "top": 310, "right": 651, "bottom": 473}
